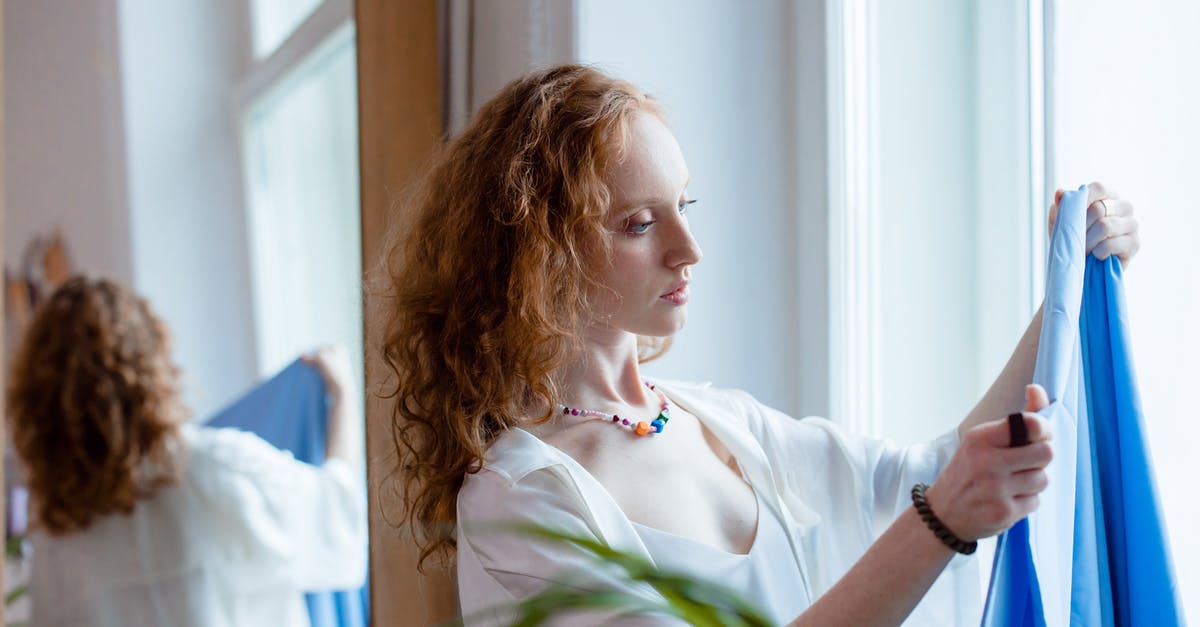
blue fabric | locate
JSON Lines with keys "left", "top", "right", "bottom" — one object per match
{"left": 982, "top": 186, "right": 1183, "bottom": 626}
{"left": 207, "top": 359, "right": 369, "bottom": 627}
{"left": 1079, "top": 257, "right": 1183, "bottom": 624}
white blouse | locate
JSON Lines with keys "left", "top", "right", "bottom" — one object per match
{"left": 455, "top": 379, "right": 980, "bottom": 626}
{"left": 29, "top": 423, "right": 367, "bottom": 627}
{"left": 633, "top": 484, "right": 808, "bottom": 625}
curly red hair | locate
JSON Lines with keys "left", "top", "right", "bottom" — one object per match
{"left": 379, "top": 64, "right": 667, "bottom": 568}
{"left": 7, "top": 275, "right": 186, "bottom": 535}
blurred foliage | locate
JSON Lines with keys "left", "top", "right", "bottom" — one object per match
{"left": 452, "top": 523, "right": 773, "bottom": 627}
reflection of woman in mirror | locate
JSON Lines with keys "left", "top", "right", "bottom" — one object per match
{"left": 7, "top": 276, "right": 366, "bottom": 627}
{"left": 382, "top": 65, "right": 1141, "bottom": 625}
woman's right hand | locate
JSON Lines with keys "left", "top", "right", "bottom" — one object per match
{"left": 301, "top": 344, "right": 354, "bottom": 403}
{"left": 301, "top": 345, "right": 363, "bottom": 464}
{"left": 924, "top": 384, "right": 1054, "bottom": 542}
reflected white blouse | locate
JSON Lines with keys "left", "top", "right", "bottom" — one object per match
{"left": 30, "top": 424, "right": 367, "bottom": 627}
{"left": 456, "top": 379, "right": 980, "bottom": 626}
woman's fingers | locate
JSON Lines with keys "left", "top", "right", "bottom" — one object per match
{"left": 1001, "top": 439, "right": 1055, "bottom": 472}
{"left": 1010, "top": 467, "right": 1050, "bottom": 497}
{"left": 1086, "top": 196, "right": 1133, "bottom": 223}
{"left": 937, "top": 403, "right": 1059, "bottom": 538}
{"left": 975, "top": 412, "right": 1052, "bottom": 448}
{"left": 1086, "top": 215, "right": 1139, "bottom": 253}
{"left": 1092, "top": 234, "right": 1141, "bottom": 264}
{"left": 1086, "top": 181, "right": 1116, "bottom": 206}
{"left": 1050, "top": 182, "right": 1129, "bottom": 230}
{"left": 1047, "top": 183, "right": 1139, "bottom": 268}
{"left": 1012, "top": 493, "right": 1041, "bottom": 518}
{"left": 1024, "top": 383, "right": 1049, "bottom": 412}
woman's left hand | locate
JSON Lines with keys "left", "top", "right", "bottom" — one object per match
{"left": 1047, "top": 181, "right": 1141, "bottom": 268}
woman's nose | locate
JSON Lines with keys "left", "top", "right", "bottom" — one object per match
{"left": 667, "top": 220, "right": 703, "bottom": 269}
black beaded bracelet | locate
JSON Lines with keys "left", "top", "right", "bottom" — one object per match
{"left": 911, "top": 483, "right": 977, "bottom": 555}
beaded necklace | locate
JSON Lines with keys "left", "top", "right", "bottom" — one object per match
{"left": 556, "top": 381, "right": 671, "bottom": 437}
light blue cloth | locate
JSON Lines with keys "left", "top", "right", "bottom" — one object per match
{"left": 207, "top": 359, "right": 369, "bottom": 627}
{"left": 982, "top": 186, "right": 1183, "bottom": 626}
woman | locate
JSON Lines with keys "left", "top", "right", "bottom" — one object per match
{"left": 6, "top": 276, "right": 366, "bottom": 627}
{"left": 382, "top": 64, "right": 1139, "bottom": 625}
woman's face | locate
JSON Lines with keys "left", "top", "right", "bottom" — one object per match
{"left": 590, "top": 111, "right": 702, "bottom": 339}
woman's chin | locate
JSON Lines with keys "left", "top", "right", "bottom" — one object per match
{"left": 640, "top": 310, "right": 688, "bottom": 337}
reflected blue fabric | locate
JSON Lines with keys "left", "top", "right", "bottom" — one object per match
{"left": 207, "top": 359, "right": 369, "bottom": 627}
{"left": 982, "top": 186, "right": 1182, "bottom": 626}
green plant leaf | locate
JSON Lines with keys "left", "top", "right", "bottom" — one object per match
{"left": 6, "top": 584, "right": 28, "bottom": 607}
{"left": 494, "top": 523, "right": 775, "bottom": 627}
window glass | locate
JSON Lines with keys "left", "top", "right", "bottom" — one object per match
{"left": 1053, "top": 2, "right": 1200, "bottom": 620}
{"left": 250, "top": 0, "right": 324, "bottom": 58}
{"left": 244, "top": 33, "right": 362, "bottom": 389}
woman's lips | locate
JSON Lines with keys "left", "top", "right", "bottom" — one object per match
{"left": 660, "top": 283, "right": 690, "bottom": 305}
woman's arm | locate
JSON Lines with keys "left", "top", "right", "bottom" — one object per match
{"left": 788, "top": 505, "right": 954, "bottom": 627}
{"left": 302, "top": 344, "right": 364, "bottom": 465}
{"left": 788, "top": 386, "right": 1054, "bottom": 627}
{"left": 958, "top": 303, "right": 1043, "bottom": 438}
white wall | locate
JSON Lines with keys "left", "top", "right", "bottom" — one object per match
{"left": 3, "top": 0, "right": 133, "bottom": 283}
{"left": 445, "top": 0, "right": 824, "bottom": 416}
{"left": 576, "top": 0, "right": 820, "bottom": 417}
{"left": 117, "top": 0, "right": 258, "bottom": 418}
{"left": 1053, "top": 1, "right": 1200, "bottom": 620}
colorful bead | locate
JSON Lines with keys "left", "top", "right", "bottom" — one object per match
{"left": 555, "top": 381, "right": 672, "bottom": 437}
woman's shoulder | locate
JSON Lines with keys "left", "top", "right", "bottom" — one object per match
{"left": 652, "top": 377, "right": 860, "bottom": 456}
{"left": 651, "top": 377, "right": 757, "bottom": 412}
{"left": 178, "top": 423, "right": 304, "bottom": 482}
{"left": 457, "top": 435, "right": 591, "bottom": 538}
{"left": 653, "top": 378, "right": 812, "bottom": 429}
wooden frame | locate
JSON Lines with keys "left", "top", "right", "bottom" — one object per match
{"left": 1, "top": 1, "right": 8, "bottom": 620}
{"left": 355, "top": 2, "right": 456, "bottom": 624}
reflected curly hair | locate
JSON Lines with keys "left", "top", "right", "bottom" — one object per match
{"left": 380, "top": 64, "right": 668, "bottom": 568}
{"left": 7, "top": 275, "right": 186, "bottom": 535}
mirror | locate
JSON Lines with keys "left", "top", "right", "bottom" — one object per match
{"left": 3, "top": 1, "right": 368, "bottom": 625}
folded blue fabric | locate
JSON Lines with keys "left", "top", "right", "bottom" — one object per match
{"left": 981, "top": 186, "right": 1182, "bottom": 626}
{"left": 207, "top": 359, "right": 368, "bottom": 627}
{"left": 1078, "top": 255, "right": 1183, "bottom": 624}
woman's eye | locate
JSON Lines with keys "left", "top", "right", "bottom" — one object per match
{"left": 627, "top": 221, "right": 653, "bottom": 234}
{"left": 679, "top": 199, "right": 698, "bottom": 214}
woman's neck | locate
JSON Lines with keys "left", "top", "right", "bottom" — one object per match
{"left": 552, "top": 330, "right": 654, "bottom": 415}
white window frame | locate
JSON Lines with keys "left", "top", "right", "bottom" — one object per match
{"left": 827, "top": 0, "right": 884, "bottom": 437}
{"left": 232, "top": 0, "right": 353, "bottom": 118}
{"left": 826, "top": 0, "right": 1051, "bottom": 437}
{"left": 230, "top": 0, "right": 354, "bottom": 376}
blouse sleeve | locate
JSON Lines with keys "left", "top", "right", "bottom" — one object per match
{"left": 457, "top": 466, "right": 689, "bottom": 626}
{"left": 188, "top": 426, "right": 367, "bottom": 591}
{"left": 736, "top": 390, "right": 961, "bottom": 536}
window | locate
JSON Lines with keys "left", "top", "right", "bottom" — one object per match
{"left": 236, "top": 2, "right": 363, "bottom": 388}
{"left": 1052, "top": 1, "right": 1199, "bottom": 619}
{"left": 829, "top": 0, "right": 1046, "bottom": 445}
{"left": 249, "top": 0, "right": 325, "bottom": 58}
